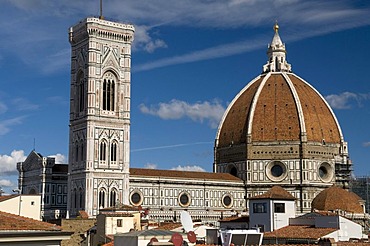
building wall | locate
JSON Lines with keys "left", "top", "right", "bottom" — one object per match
{"left": 17, "top": 151, "right": 68, "bottom": 220}
{"left": 0, "top": 195, "right": 41, "bottom": 220}
{"left": 318, "top": 216, "right": 363, "bottom": 241}
{"left": 129, "top": 176, "right": 246, "bottom": 223}
{"left": 217, "top": 157, "right": 335, "bottom": 213}
{"left": 249, "top": 199, "right": 295, "bottom": 232}
{"left": 272, "top": 200, "right": 295, "bottom": 230}
{"left": 249, "top": 199, "right": 272, "bottom": 232}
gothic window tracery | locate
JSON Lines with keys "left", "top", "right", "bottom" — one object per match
{"left": 73, "top": 188, "right": 77, "bottom": 208}
{"left": 110, "top": 189, "right": 117, "bottom": 207}
{"left": 102, "top": 72, "right": 116, "bottom": 111}
{"left": 75, "top": 144, "right": 79, "bottom": 162}
{"left": 100, "top": 140, "right": 107, "bottom": 161}
{"left": 79, "top": 188, "right": 84, "bottom": 209}
{"left": 110, "top": 141, "right": 117, "bottom": 162}
{"left": 77, "top": 71, "right": 85, "bottom": 112}
{"left": 99, "top": 189, "right": 106, "bottom": 208}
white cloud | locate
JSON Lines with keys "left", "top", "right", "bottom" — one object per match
{"left": 48, "top": 153, "right": 67, "bottom": 164}
{"left": 2, "top": 1, "right": 370, "bottom": 73}
{"left": 46, "top": 96, "right": 68, "bottom": 106}
{"left": 144, "top": 163, "right": 158, "bottom": 169}
{"left": 12, "top": 98, "right": 39, "bottom": 111}
{"left": 0, "top": 150, "right": 26, "bottom": 174}
{"left": 0, "top": 117, "right": 24, "bottom": 135}
{"left": 363, "top": 142, "right": 370, "bottom": 148}
{"left": 133, "top": 25, "right": 167, "bottom": 53}
{"left": 41, "top": 48, "right": 70, "bottom": 74}
{"left": 134, "top": 35, "right": 265, "bottom": 71}
{"left": 0, "top": 102, "right": 7, "bottom": 114}
{"left": 325, "top": 92, "right": 370, "bottom": 109}
{"left": 131, "top": 142, "right": 213, "bottom": 152}
{"left": 139, "top": 99, "right": 225, "bottom": 128}
{"left": 0, "top": 179, "right": 14, "bottom": 187}
{"left": 171, "top": 165, "right": 206, "bottom": 172}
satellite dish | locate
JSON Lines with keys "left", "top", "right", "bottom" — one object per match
{"left": 180, "top": 211, "right": 194, "bottom": 232}
{"left": 187, "top": 231, "right": 196, "bottom": 243}
{"left": 171, "top": 233, "right": 183, "bottom": 246}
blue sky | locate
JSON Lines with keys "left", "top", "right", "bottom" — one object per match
{"left": 1, "top": 0, "right": 370, "bottom": 193}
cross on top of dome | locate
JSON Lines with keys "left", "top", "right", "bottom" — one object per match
{"left": 263, "top": 22, "right": 292, "bottom": 73}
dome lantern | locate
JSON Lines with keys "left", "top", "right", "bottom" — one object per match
{"left": 263, "top": 22, "right": 292, "bottom": 73}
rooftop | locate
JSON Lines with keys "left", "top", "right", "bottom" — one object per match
{"left": 130, "top": 168, "right": 241, "bottom": 181}
{"left": 264, "top": 225, "right": 337, "bottom": 240}
{"left": 250, "top": 186, "right": 296, "bottom": 200}
{"left": 0, "top": 211, "right": 61, "bottom": 231}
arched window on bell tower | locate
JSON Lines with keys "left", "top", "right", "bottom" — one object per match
{"left": 99, "top": 189, "right": 106, "bottom": 208}
{"left": 77, "top": 71, "right": 85, "bottom": 112}
{"left": 110, "top": 141, "right": 117, "bottom": 162}
{"left": 102, "top": 72, "right": 116, "bottom": 111}
{"left": 79, "top": 188, "right": 84, "bottom": 209}
{"left": 100, "top": 140, "right": 107, "bottom": 162}
{"left": 110, "top": 188, "right": 117, "bottom": 207}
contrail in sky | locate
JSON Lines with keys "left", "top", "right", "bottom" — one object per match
{"left": 131, "top": 141, "right": 213, "bottom": 152}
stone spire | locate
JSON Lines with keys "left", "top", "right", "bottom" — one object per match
{"left": 263, "top": 22, "right": 291, "bottom": 73}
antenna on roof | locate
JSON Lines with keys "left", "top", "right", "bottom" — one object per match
{"left": 99, "top": 0, "right": 104, "bottom": 20}
{"left": 33, "top": 138, "right": 36, "bottom": 151}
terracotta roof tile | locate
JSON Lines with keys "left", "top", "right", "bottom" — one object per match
{"left": 311, "top": 185, "right": 363, "bottom": 213}
{"left": 250, "top": 186, "right": 295, "bottom": 200}
{"left": 219, "top": 216, "right": 249, "bottom": 223}
{"left": 0, "top": 195, "right": 18, "bottom": 202}
{"left": 100, "top": 204, "right": 139, "bottom": 212}
{"left": 263, "top": 225, "right": 337, "bottom": 239}
{"left": 217, "top": 73, "right": 342, "bottom": 147}
{"left": 0, "top": 211, "right": 61, "bottom": 231}
{"left": 129, "top": 168, "right": 242, "bottom": 181}
{"left": 155, "top": 222, "right": 182, "bottom": 231}
{"left": 101, "top": 241, "right": 114, "bottom": 246}
{"left": 79, "top": 210, "right": 89, "bottom": 219}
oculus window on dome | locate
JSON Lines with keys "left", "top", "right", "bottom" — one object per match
{"left": 318, "top": 162, "right": 334, "bottom": 182}
{"left": 266, "top": 161, "right": 287, "bottom": 182}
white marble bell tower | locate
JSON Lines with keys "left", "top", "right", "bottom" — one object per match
{"left": 67, "top": 17, "right": 134, "bottom": 217}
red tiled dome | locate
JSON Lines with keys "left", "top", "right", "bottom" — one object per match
{"left": 311, "top": 185, "right": 363, "bottom": 213}
{"left": 216, "top": 72, "right": 342, "bottom": 147}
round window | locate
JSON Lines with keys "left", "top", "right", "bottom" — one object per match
{"left": 266, "top": 161, "right": 287, "bottom": 181}
{"left": 130, "top": 191, "right": 142, "bottom": 206}
{"left": 222, "top": 194, "right": 233, "bottom": 208}
{"left": 319, "top": 166, "right": 328, "bottom": 178}
{"left": 271, "top": 165, "right": 284, "bottom": 177}
{"left": 318, "top": 162, "right": 333, "bottom": 182}
{"left": 178, "top": 192, "right": 191, "bottom": 207}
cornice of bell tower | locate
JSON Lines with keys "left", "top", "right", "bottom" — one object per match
{"left": 69, "top": 17, "right": 134, "bottom": 45}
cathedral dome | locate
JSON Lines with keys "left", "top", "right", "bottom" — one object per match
{"left": 216, "top": 71, "right": 342, "bottom": 147}
{"left": 311, "top": 185, "right": 364, "bottom": 213}
{"left": 215, "top": 24, "right": 345, "bottom": 163}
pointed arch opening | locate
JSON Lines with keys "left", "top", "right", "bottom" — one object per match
{"left": 79, "top": 188, "right": 84, "bottom": 209}
{"left": 99, "top": 189, "right": 106, "bottom": 208}
{"left": 100, "top": 140, "right": 107, "bottom": 162}
{"left": 110, "top": 188, "right": 118, "bottom": 207}
{"left": 77, "top": 71, "right": 85, "bottom": 112}
{"left": 110, "top": 141, "right": 118, "bottom": 162}
{"left": 102, "top": 71, "right": 116, "bottom": 111}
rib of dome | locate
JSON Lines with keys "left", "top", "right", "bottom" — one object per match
{"left": 216, "top": 72, "right": 343, "bottom": 148}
